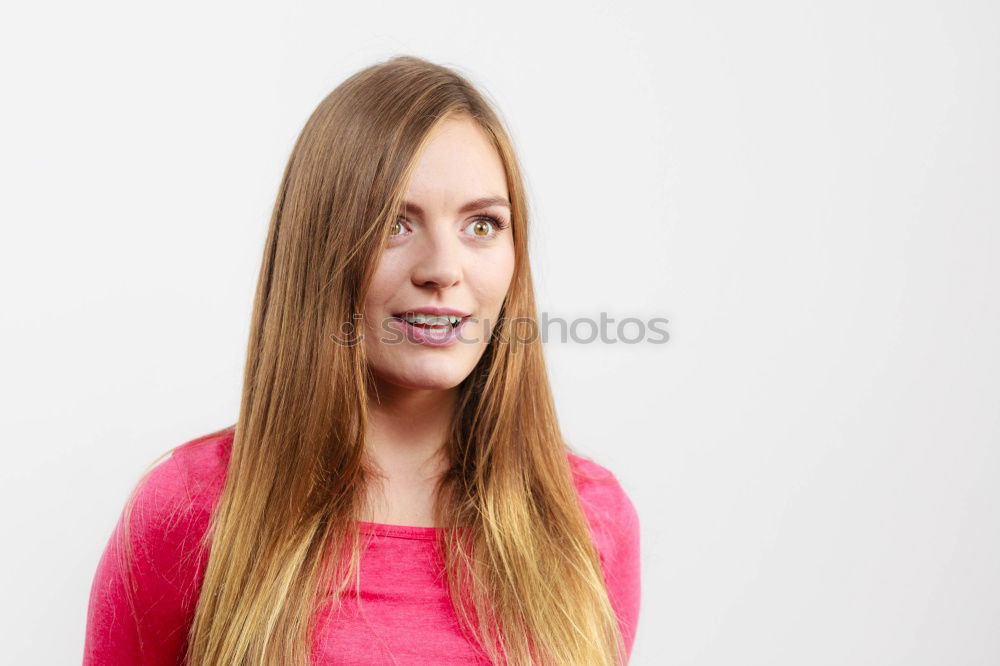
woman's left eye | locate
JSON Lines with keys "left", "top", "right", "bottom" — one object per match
{"left": 463, "top": 215, "right": 509, "bottom": 239}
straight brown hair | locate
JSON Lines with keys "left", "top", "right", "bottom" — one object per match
{"left": 122, "top": 54, "right": 628, "bottom": 665}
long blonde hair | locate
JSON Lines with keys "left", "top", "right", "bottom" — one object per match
{"left": 126, "top": 54, "right": 626, "bottom": 665}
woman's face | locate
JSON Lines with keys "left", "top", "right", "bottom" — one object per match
{"left": 362, "top": 116, "right": 516, "bottom": 391}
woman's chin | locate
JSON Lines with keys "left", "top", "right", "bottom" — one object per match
{"left": 374, "top": 363, "right": 472, "bottom": 392}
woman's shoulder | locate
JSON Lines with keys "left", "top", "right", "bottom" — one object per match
{"left": 565, "top": 450, "right": 639, "bottom": 526}
{"left": 83, "top": 428, "right": 236, "bottom": 663}
{"left": 114, "top": 426, "right": 234, "bottom": 559}
{"left": 133, "top": 426, "right": 234, "bottom": 520}
{"left": 564, "top": 449, "right": 642, "bottom": 655}
{"left": 564, "top": 449, "right": 640, "bottom": 558}
{"left": 160, "top": 426, "right": 234, "bottom": 489}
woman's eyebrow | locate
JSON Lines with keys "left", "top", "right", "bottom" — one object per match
{"left": 401, "top": 196, "right": 510, "bottom": 216}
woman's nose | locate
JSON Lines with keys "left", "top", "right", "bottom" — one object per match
{"left": 410, "top": 226, "right": 462, "bottom": 289}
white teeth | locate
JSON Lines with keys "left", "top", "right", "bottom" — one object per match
{"left": 400, "top": 313, "right": 460, "bottom": 327}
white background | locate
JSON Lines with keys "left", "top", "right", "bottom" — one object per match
{"left": 2, "top": 1, "right": 998, "bottom": 664}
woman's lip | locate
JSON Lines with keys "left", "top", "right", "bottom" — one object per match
{"left": 388, "top": 316, "right": 470, "bottom": 347}
{"left": 392, "top": 308, "right": 471, "bottom": 317}
{"left": 391, "top": 313, "right": 472, "bottom": 322}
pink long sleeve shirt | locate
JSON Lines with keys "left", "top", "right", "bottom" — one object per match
{"left": 83, "top": 430, "right": 641, "bottom": 664}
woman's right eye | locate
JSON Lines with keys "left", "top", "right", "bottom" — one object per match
{"left": 389, "top": 218, "right": 407, "bottom": 236}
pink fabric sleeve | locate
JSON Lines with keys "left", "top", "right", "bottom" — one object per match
{"left": 598, "top": 475, "right": 641, "bottom": 663}
{"left": 83, "top": 448, "right": 216, "bottom": 665}
{"left": 607, "top": 483, "right": 641, "bottom": 662}
{"left": 569, "top": 454, "right": 642, "bottom": 663}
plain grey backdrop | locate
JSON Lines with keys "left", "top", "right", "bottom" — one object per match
{"left": 2, "top": 1, "right": 998, "bottom": 664}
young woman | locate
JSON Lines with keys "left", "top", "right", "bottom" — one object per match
{"left": 83, "top": 55, "right": 640, "bottom": 666}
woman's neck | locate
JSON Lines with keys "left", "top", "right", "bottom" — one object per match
{"left": 361, "top": 380, "right": 457, "bottom": 526}
{"left": 365, "top": 379, "right": 456, "bottom": 480}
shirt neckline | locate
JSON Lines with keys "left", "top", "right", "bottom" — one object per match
{"left": 355, "top": 520, "right": 440, "bottom": 540}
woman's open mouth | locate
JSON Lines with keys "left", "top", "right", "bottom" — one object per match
{"left": 391, "top": 312, "right": 466, "bottom": 329}
{"left": 389, "top": 312, "right": 471, "bottom": 346}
